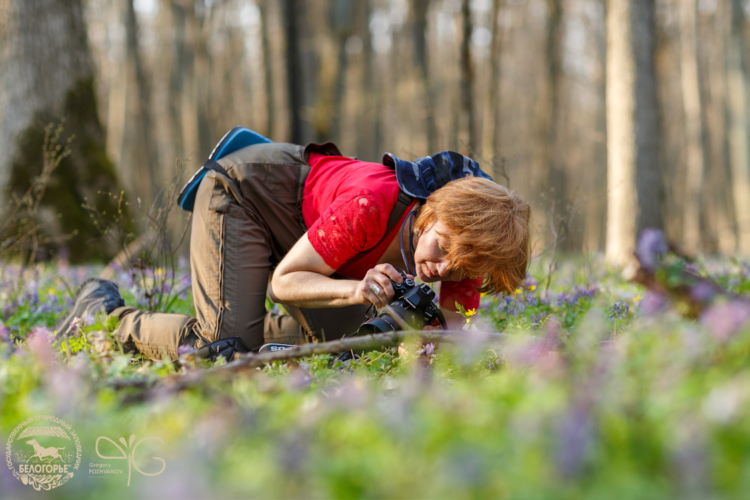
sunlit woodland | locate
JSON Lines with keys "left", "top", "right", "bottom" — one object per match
{"left": 2, "top": 0, "right": 750, "bottom": 498}
{"left": 2, "top": 0, "right": 748, "bottom": 261}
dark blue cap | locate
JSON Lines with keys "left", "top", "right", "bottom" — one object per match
{"left": 382, "top": 151, "right": 493, "bottom": 200}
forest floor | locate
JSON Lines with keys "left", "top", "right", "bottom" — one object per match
{"left": 1, "top": 251, "right": 749, "bottom": 499}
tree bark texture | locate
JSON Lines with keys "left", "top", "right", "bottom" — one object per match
{"left": 164, "top": 0, "right": 188, "bottom": 169}
{"left": 0, "top": 0, "right": 124, "bottom": 261}
{"left": 259, "top": 0, "right": 276, "bottom": 139}
{"left": 412, "top": 0, "right": 438, "bottom": 153}
{"left": 283, "top": 0, "right": 305, "bottom": 145}
{"left": 459, "top": 0, "right": 476, "bottom": 156}
{"left": 327, "top": 0, "right": 354, "bottom": 143}
{"left": 606, "top": 0, "right": 662, "bottom": 265}
{"left": 544, "top": 0, "right": 565, "bottom": 231}
{"left": 485, "top": 0, "right": 504, "bottom": 167}
{"left": 0, "top": 0, "right": 92, "bottom": 193}
{"left": 679, "top": 0, "right": 706, "bottom": 254}
{"left": 726, "top": 0, "right": 750, "bottom": 253}
{"left": 704, "top": 0, "right": 736, "bottom": 253}
{"left": 125, "top": 0, "right": 159, "bottom": 205}
{"left": 356, "top": 0, "right": 381, "bottom": 162}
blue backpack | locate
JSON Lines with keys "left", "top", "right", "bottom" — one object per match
{"left": 178, "top": 127, "right": 272, "bottom": 212}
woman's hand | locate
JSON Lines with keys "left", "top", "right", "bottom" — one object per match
{"left": 355, "top": 264, "right": 412, "bottom": 308}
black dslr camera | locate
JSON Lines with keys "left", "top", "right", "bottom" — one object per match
{"left": 357, "top": 272, "right": 446, "bottom": 334}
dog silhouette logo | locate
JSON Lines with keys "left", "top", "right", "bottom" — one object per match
{"left": 5, "top": 415, "right": 82, "bottom": 491}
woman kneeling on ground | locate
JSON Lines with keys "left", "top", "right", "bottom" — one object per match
{"left": 57, "top": 142, "right": 532, "bottom": 360}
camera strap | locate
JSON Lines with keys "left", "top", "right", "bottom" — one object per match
{"left": 357, "top": 190, "right": 414, "bottom": 260}
{"left": 400, "top": 210, "right": 418, "bottom": 276}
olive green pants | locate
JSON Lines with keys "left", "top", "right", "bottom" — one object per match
{"left": 112, "top": 142, "right": 369, "bottom": 360}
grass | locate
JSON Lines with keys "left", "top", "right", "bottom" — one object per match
{"left": 1, "top": 253, "right": 750, "bottom": 499}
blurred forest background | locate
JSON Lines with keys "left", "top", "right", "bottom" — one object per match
{"left": 0, "top": 0, "right": 748, "bottom": 265}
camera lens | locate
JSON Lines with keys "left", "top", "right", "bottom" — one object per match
{"left": 357, "top": 316, "right": 398, "bottom": 335}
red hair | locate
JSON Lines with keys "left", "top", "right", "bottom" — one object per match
{"left": 414, "top": 177, "right": 531, "bottom": 295}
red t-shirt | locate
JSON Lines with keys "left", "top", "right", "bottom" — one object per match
{"left": 302, "top": 153, "right": 481, "bottom": 311}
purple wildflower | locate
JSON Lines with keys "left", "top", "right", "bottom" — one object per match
{"left": 478, "top": 297, "right": 492, "bottom": 313}
{"left": 556, "top": 293, "right": 579, "bottom": 307}
{"left": 178, "top": 274, "right": 192, "bottom": 300}
{"left": 555, "top": 404, "right": 593, "bottom": 478}
{"left": 22, "top": 327, "right": 56, "bottom": 365}
{"left": 573, "top": 284, "right": 598, "bottom": 300}
{"left": 0, "top": 323, "right": 10, "bottom": 343}
{"left": 177, "top": 344, "right": 198, "bottom": 356}
{"left": 506, "top": 297, "right": 526, "bottom": 316}
{"left": 3, "top": 302, "right": 18, "bottom": 319}
{"left": 636, "top": 228, "right": 669, "bottom": 271}
{"left": 287, "top": 362, "right": 313, "bottom": 391}
{"left": 640, "top": 292, "right": 667, "bottom": 315}
{"left": 531, "top": 312, "right": 549, "bottom": 325}
{"left": 419, "top": 343, "right": 435, "bottom": 356}
{"left": 68, "top": 317, "right": 83, "bottom": 335}
{"left": 610, "top": 301, "right": 629, "bottom": 321}
{"left": 689, "top": 281, "right": 716, "bottom": 304}
{"left": 700, "top": 299, "right": 750, "bottom": 341}
{"left": 522, "top": 274, "right": 539, "bottom": 289}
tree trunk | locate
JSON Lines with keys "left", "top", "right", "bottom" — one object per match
{"left": 356, "top": 0, "right": 380, "bottom": 161}
{"left": 283, "top": 0, "right": 305, "bottom": 144}
{"left": 163, "top": 0, "right": 187, "bottom": 169}
{"left": 679, "top": 0, "right": 706, "bottom": 254}
{"left": 726, "top": 0, "right": 750, "bottom": 253}
{"left": 530, "top": 0, "right": 564, "bottom": 248}
{"left": 0, "top": 0, "right": 125, "bottom": 261}
{"left": 412, "top": 0, "right": 438, "bottom": 153}
{"left": 259, "top": 0, "right": 275, "bottom": 139}
{"left": 0, "top": 0, "right": 92, "bottom": 195}
{"left": 705, "top": 0, "right": 736, "bottom": 253}
{"left": 327, "top": 0, "right": 354, "bottom": 143}
{"left": 125, "top": 0, "right": 159, "bottom": 203}
{"left": 485, "top": 0, "right": 504, "bottom": 168}
{"left": 606, "top": 0, "right": 662, "bottom": 265}
{"left": 459, "top": 0, "right": 476, "bottom": 156}
{"left": 192, "top": 0, "right": 212, "bottom": 162}
{"left": 544, "top": 0, "right": 565, "bottom": 238}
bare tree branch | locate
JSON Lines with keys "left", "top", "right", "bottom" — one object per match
{"left": 108, "top": 329, "right": 509, "bottom": 391}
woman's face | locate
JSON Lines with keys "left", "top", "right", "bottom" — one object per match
{"left": 413, "top": 220, "right": 465, "bottom": 283}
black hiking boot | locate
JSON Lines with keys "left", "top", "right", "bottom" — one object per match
{"left": 196, "top": 337, "right": 250, "bottom": 362}
{"left": 56, "top": 278, "right": 126, "bottom": 337}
